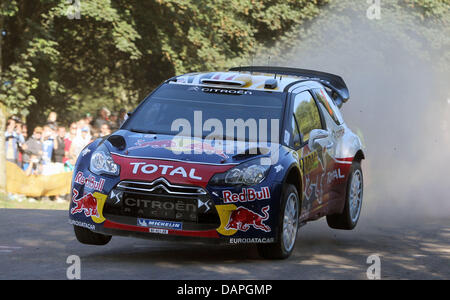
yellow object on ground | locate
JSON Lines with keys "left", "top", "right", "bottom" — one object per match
{"left": 6, "top": 162, "right": 72, "bottom": 197}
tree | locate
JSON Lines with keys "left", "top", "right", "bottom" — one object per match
{"left": 0, "top": 0, "right": 142, "bottom": 191}
{"left": 115, "top": 0, "right": 330, "bottom": 100}
{"left": 1, "top": 0, "right": 448, "bottom": 193}
{"left": 0, "top": 1, "right": 21, "bottom": 192}
{"left": 1, "top": 0, "right": 331, "bottom": 129}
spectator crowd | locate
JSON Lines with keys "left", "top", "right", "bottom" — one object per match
{"left": 5, "top": 107, "right": 127, "bottom": 176}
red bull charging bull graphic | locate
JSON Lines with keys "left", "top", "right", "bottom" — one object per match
{"left": 71, "top": 189, "right": 99, "bottom": 218}
{"left": 225, "top": 206, "right": 271, "bottom": 233}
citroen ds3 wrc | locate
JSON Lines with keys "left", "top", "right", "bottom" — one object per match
{"left": 69, "top": 66, "right": 365, "bottom": 259}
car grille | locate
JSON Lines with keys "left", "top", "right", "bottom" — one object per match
{"left": 116, "top": 178, "right": 207, "bottom": 196}
{"left": 103, "top": 178, "right": 220, "bottom": 230}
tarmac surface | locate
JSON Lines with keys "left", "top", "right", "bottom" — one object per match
{"left": 0, "top": 208, "right": 448, "bottom": 280}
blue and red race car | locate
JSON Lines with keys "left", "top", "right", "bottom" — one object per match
{"left": 69, "top": 66, "right": 365, "bottom": 259}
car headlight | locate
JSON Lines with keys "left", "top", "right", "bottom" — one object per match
{"left": 90, "top": 144, "right": 120, "bottom": 176}
{"left": 209, "top": 158, "right": 270, "bottom": 186}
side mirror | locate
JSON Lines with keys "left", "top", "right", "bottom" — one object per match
{"left": 308, "top": 129, "right": 329, "bottom": 149}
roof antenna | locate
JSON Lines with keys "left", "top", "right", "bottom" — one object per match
{"left": 268, "top": 56, "right": 277, "bottom": 79}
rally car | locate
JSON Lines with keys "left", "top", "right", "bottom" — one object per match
{"left": 69, "top": 66, "right": 365, "bottom": 259}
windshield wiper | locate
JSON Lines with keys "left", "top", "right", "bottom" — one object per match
{"left": 201, "top": 134, "right": 250, "bottom": 142}
{"left": 232, "top": 147, "right": 270, "bottom": 159}
{"left": 129, "top": 128, "right": 160, "bottom": 134}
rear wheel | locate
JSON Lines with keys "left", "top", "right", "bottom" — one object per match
{"left": 257, "top": 184, "right": 299, "bottom": 259}
{"left": 327, "top": 161, "right": 363, "bottom": 230}
{"left": 73, "top": 225, "right": 112, "bottom": 245}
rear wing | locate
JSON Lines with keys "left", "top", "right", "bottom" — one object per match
{"left": 229, "top": 66, "right": 349, "bottom": 107}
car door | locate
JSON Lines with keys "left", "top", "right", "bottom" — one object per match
{"left": 289, "top": 90, "right": 332, "bottom": 219}
{"left": 311, "top": 88, "right": 347, "bottom": 208}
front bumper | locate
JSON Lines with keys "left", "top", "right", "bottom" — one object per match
{"left": 69, "top": 169, "right": 282, "bottom": 245}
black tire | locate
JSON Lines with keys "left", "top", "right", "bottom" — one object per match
{"left": 326, "top": 161, "right": 363, "bottom": 230}
{"left": 257, "top": 184, "right": 300, "bottom": 259}
{"left": 73, "top": 225, "right": 112, "bottom": 245}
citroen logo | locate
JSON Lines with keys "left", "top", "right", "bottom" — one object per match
{"left": 109, "top": 190, "right": 123, "bottom": 205}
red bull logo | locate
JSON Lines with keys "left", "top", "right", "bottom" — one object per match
{"left": 223, "top": 187, "right": 270, "bottom": 203}
{"left": 225, "top": 206, "right": 271, "bottom": 232}
{"left": 71, "top": 189, "right": 99, "bottom": 218}
{"left": 73, "top": 171, "right": 105, "bottom": 191}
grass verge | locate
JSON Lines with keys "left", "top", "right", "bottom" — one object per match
{"left": 0, "top": 193, "right": 69, "bottom": 210}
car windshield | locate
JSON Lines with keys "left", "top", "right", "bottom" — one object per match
{"left": 123, "top": 83, "right": 285, "bottom": 142}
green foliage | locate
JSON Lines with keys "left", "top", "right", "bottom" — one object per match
{"left": 401, "top": 0, "right": 450, "bottom": 19}
{"left": 1, "top": 0, "right": 142, "bottom": 126}
{"left": 0, "top": 0, "right": 448, "bottom": 128}
{"left": 0, "top": 1, "right": 19, "bottom": 17}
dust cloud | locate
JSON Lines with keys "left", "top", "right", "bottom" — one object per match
{"left": 269, "top": 1, "right": 450, "bottom": 221}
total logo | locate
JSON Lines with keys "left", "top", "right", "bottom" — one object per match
{"left": 327, "top": 168, "right": 345, "bottom": 184}
{"left": 130, "top": 162, "right": 203, "bottom": 181}
{"left": 222, "top": 187, "right": 270, "bottom": 203}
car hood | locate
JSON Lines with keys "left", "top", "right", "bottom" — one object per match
{"left": 106, "top": 129, "right": 281, "bottom": 165}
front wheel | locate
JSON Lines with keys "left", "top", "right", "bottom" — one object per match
{"left": 257, "top": 184, "right": 299, "bottom": 259}
{"left": 327, "top": 161, "right": 363, "bottom": 230}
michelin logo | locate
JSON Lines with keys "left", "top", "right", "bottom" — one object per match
{"left": 137, "top": 218, "right": 182, "bottom": 230}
